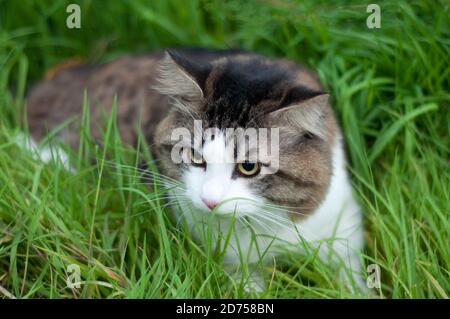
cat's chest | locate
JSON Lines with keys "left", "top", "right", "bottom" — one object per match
{"left": 169, "top": 197, "right": 299, "bottom": 264}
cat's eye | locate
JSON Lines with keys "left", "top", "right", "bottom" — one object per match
{"left": 236, "top": 161, "right": 260, "bottom": 177}
{"left": 189, "top": 148, "right": 205, "bottom": 167}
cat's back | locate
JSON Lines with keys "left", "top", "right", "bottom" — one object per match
{"left": 27, "top": 51, "right": 169, "bottom": 145}
{"left": 26, "top": 48, "right": 322, "bottom": 146}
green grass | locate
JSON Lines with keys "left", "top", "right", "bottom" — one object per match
{"left": 0, "top": 0, "right": 449, "bottom": 298}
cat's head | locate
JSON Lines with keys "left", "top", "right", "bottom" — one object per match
{"left": 154, "top": 49, "right": 339, "bottom": 219}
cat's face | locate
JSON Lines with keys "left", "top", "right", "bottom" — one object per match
{"left": 154, "top": 49, "right": 338, "bottom": 219}
{"left": 184, "top": 131, "right": 266, "bottom": 217}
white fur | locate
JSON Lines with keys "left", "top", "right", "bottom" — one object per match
{"left": 14, "top": 133, "right": 74, "bottom": 172}
{"left": 172, "top": 132, "right": 365, "bottom": 292}
{"left": 185, "top": 133, "right": 260, "bottom": 216}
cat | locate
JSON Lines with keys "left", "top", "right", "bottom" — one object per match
{"left": 25, "top": 48, "right": 365, "bottom": 293}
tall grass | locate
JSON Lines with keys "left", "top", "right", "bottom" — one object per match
{"left": 0, "top": 0, "right": 448, "bottom": 298}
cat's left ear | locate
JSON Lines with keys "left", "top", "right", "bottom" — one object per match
{"left": 266, "top": 92, "right": 330, "bottom": 139}
{"left": 155, "top": 49, "right": 211, "bottom": 102}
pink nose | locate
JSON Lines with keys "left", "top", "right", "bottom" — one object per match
{"left": 202, "top": 198, "right": 218, "bottom": 210}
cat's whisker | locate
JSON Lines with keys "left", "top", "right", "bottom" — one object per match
{"left": 249, "top": 213, "right": 295, "bottom": 242}
{"left": 111, "top": 173, "right": 185, "bottom": 190}
{"left": 175, "top": 204, "right": 201, "bottom": 226}
{"left": 110, "top": 170, "right": 181, "bottom": 185}
{"left": 134, "top": 193, "right": 190, "bottom": 206}
{"left": 114, "top": 182, "right": 185, "bottom": 195}
{"left": 103, "top": 159, "right": 162, "bottom": 167}
{"left": 133, "top": 195, "right": 182, "bottom": 208}
{"left": 129, "top": 198, "right": 192, "bottom": 218}
{"left": 160, "top": 199, "right": 194, "bottom": 213}
{"left": 131, "top": 178, "right": 185, "bottom": 186}
{"left": 243, "top": 216, "right": 274, "bottom": 248}
{"left": 131, "top": 202, "right": 192, "bottom": 219}
{"left": 256, "top": 214, "right": 293, "bottom": 231}
{"left": 250, "top": 223, "right": 281, "bottom": 255}
{"left": 256, "top": 209, "right": 330, "bottom": 244}
{"left": 103, "top": 166, "right": 174, "bottom": 179}
{"left": 112, "top": 181, "right": 181, "bottom": 192}
{"left": 103, "top": 161, "right": 182, "bottom": 184}
{"left": 228, "top": 197, "right": 315, "bottom": 217}
{"left": 238, "top": 216, "right": 257, "bottom": 233}
{"left": 253, "top": 210, "right": 294, "bottom": 231}
{"left": 129, "top": 183, "right": 187, "bottom": 194}
{"left": 257, "top": 202, "right": 315, "bottom": 217}
{"left": 252, "top": 208, "right": 321, "bottom": 241}
{"left": 260, "top": 206, "right": 311, "bottom": 218}
{"left": 236, "top": 217, "right": 272, "bottom": 252}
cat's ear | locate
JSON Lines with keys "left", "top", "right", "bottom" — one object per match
{"left": 266, "top": 93, "right": 330, "bottom": 139}
{"left": 155, "top": 49, "right": 211, "bottom": 102}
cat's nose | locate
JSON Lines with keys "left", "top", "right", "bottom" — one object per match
{"left": 201, "top": 197, "right": 218, "bottom": 210}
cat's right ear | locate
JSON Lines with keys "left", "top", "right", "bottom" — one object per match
{"left": 266, "top": 93, "right": 330, "bottom": 140}
{"left": 155, "top": 50, "right": 211, "bottom": 103}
